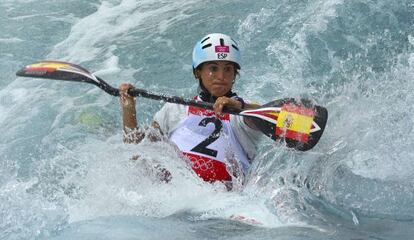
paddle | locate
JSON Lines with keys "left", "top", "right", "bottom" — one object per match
{"left": 16, "top": 60, "right": 328, "bottom": 151}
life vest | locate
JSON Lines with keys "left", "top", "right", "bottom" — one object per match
{"left": 170, "top": 97, "right": 251, "bottom": 182}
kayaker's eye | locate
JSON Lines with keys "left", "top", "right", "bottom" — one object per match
{"left": 208, "top": 65, "right": 219, "bottom": 73}
{"left": 224, "top": 65, "right": 234, "bottom": 73}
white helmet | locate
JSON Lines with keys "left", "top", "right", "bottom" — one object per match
{"left": 192, "top": 33, "right": 241, "bottom": 69}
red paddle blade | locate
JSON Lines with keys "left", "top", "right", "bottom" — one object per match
{"left": 240, "top": 98, "right": 328, "bottom": 151}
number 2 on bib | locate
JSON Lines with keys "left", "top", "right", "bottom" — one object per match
{"left": 190, "top": 117, "right": 223, "bottom": 157}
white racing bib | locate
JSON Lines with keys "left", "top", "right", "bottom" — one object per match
{"left": 170, "top": 102, "right": 251, "bottom": 182}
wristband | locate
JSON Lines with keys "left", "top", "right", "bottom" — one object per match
{"left": 234, "top": 96, "right": 245, "bottom": 109}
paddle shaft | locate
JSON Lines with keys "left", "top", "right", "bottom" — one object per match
{"left": 95, "top": 77, "right": 242, "bottom": 115}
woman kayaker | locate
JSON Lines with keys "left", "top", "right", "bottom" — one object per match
{"left": 119, "top": 33, "right": 262, "bottom": 186}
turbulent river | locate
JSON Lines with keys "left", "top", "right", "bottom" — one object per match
{"left": 1, "top": 0, "right": 414, "bottom": 239}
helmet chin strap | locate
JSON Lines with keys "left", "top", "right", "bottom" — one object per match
{"left": 198, "top": 79, "right": 237, "bottom": 103}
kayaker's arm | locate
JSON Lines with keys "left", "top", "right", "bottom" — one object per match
{"left": 212, "top": 97, "right": 260, "bottom": 130}
{"left": 120, "top": 84, "right": 164, "bottom": 144}
{"left": 120, "top": 83, "right": 144, "bottom": 144}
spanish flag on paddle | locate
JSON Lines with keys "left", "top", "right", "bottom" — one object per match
{"left": 240, "top": 98, "right": 327, "bottom": 151}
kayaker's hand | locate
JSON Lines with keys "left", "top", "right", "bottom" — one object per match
{"left": 119, "top": 83, "right": 136, "bottom": 108}
{"left": 213, "top": 96, "right": 242, "bottom": 117}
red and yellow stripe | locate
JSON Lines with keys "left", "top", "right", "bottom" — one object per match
{"left": 25, "top": 62, "right": 70, "bottom": 73}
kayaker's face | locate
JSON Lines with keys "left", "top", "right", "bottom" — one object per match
{"left": 198, "top": 61, "right": 236, "bottom": 97}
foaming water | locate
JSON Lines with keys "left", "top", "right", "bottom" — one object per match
{"left": 1, "top": 0, "right": 414, "bottom": 239}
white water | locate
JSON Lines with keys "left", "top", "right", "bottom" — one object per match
{"left": 1, "top": 0, "right": 414, "bottom": 239}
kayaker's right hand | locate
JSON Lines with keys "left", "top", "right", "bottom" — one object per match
{"left": 119, "top": 83, "right": 136, "bottom": 108}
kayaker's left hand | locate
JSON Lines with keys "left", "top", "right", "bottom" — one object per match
{"left": 213, "top": 96, "right": 242, "bottom": 117}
